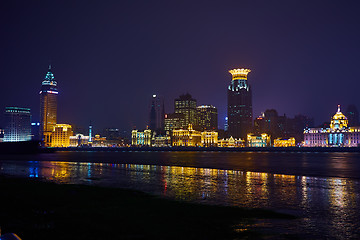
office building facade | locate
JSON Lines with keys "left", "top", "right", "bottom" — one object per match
{"left": 149, "top": 94, "right": 165, "bottom": 133}
{"left": 196, "top": 105, "right": 218, "bottom": 131}
{"left": 3, "top": 107, "right": 31, "bottom": 142}
{"left": 174, "top": 93, "right": 197, "bottom": 129}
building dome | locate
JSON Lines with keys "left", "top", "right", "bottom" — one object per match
{"left": 330, "top": 105, "right": 348, "bottom": 130}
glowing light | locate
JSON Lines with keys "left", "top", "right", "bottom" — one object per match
{"left": 229, "top": 68, "right": 251, "bottom": 80}
{"left": 153, "top": 94, "right": 157, "bottom": 98}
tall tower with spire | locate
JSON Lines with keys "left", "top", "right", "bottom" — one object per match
{"left": 227, "top": 68, "right": 252, "bottom": 139}
{"left": 39, "top": 65, "right": 58, "bottom": 146}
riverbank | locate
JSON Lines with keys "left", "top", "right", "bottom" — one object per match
{"left": 55, "top": 146, "right": 360, "bottom": 153}
{"left": 0, "top": 176, "right": 295, "bottom": 240}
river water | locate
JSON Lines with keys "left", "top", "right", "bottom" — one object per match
{"left": 0, "top": 151, "right": 359, "bottom": 239}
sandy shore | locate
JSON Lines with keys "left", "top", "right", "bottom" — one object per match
{"left": 0, "top": 176, "right": 295, "bottom": 239}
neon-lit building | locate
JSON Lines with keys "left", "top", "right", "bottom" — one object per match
{"left": 172, "top": 124, "right": 201, "bottom": 147}
{"left": 3, "top": 107, "right": 31, "bottom": 142}
{"left": 304, "top": 105, "right": 360, "bottom": 147}
{"left": 273, "top": 137, "right": 296, "bottom": 147}
{"left": 228, "top": 68, "right": 252, "bottom": 139}
{"left": 50, "top": 124, "right": 73, "bottom": 147}
{"left": 247, "top": 133, "right": 271, "bottom": 147}
{"left": 131, "top": 129, "right": 152, "bottom": 146}
{"left": 40, "top": 65, "right": 58, "bottom": 146}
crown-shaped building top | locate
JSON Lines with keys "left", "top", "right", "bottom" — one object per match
{"left": 330, "top": 105, "right": 348, "bottom": 130}
{"left": 229, "top": 68, "right": 251, "bottom": 80}
{"left": 42, "top": 65, "right": 57, "bottom": 86}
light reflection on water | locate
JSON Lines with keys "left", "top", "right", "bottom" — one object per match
{"left": 0, "top": 160, "right": 359, "bottom": 239}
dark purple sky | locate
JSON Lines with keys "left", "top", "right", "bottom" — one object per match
{"left": 1, "top": 0, "right": 360, "bottom": 133}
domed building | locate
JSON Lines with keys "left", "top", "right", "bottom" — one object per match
{"left": 304, "top": 105, "right": 360, "bottom": 147}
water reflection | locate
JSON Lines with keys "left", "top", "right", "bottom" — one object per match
{"left": 0, "top": 160, "right": 359, "bottom": 239}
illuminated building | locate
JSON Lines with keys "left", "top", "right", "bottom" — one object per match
{"left": 247, "top": 133, "right": 271, "bottom": 147}
{"left": 201, "top": 131, "right": 218, "bottom": 147}
{"left": 164, "top": 113, "right": 186, "bottom": 131}
{"left": 196, "top": 105, "right": 218, "bottom": 131}
{"left": 50, "top": 124, "right": 73, "bottom": 147}
{"left": 149, "top": 94, "right": 165, "bottom": 133}
{"left": 131, "top": 129, "right": 152, "bottom": 146}
{"left": 224, "top": 116, "right": 228, "bottom": 131}
{"left": 174, "top": 93, "right": 197, "bottom": 129}
{"left": 227, "top": 68, "right": 252, "bottom": 139}
{"left": 218, "top": 136, "right": 245, "bottom": 147}
{"left": 153, "top": 135, "right": 171, "bottom": 147}
{"left": 92, "top": 135, "right": 107, "bottom": 147}
{"left": 69, "top": 134, "right": 90, "bottom": 147}
{"left": 273, "top": 137, "right": 295, "bottom": 147}
{"left": 40, "top": 65, "right": 58, "bottom": 146}
{"left": 304, "top": 105, "right": 360, "bottom": 147}
{"left": 3, "top": 107, "right": 31, "bottom": 142}
{"left": 89, "top": 123, "right": 92, "bottom": 143}
{"left": 172, "top": 124, "right": 201, "bottom": 147}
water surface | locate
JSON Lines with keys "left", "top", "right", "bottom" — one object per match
{"left": 0, "top": 151, "right": 359, "bottom": 239}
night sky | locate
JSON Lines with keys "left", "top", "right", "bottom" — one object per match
{"left": 1, "top": 0, "right": 360, "bottom": 134}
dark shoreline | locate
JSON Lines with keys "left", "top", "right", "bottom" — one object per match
{"left": 0, "top": 176, "right": 295, "bottom": 240}
{"left": 54, "top": 146, "right": 360, "bottom": 153}
{"left": 1, "top": 141, "right": 360, "bottom": 154}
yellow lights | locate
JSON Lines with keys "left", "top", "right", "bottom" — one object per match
{"left": 274, "top": 138, "right": 296, "bottom": 147}
{"left": 172, "top": 124, "right": 202, "bottom": 147}
{"left": 247, "top": 133, "right": 271, "bottom": 147}
{"left": 229, "top": 68, "right": 251, "bottom": 80}
{"left": 50, "top": 124, "right": 73, "bottom": 147}
{"left": 330, "top": 105, "right": 348, "bottom": 130}
{"left": 132, "top": 129, "right": 152, "bottom": 146}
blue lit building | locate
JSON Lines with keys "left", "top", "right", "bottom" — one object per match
{"left": 3, "top": 107, "right": 31, "bottom": 142}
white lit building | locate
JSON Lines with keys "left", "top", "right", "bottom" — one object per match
{"left": 304, "top": 105, "right": 360, "bottom": 147}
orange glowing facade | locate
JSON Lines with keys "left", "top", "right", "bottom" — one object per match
{"left": 40, "top": 65, "right": 58, "bottom": 146}
{"left": 273, "top": 137, "right": 296, "bottom": 147}
{"left": 50, "top": 124, "right": 73, "bottom": 147}
{"left": 172, "top": 124, "right": 201, "bottom": 147}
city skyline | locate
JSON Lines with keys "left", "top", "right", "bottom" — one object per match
{"left": 1, "top": 1, "right": 360, "bottom": 131}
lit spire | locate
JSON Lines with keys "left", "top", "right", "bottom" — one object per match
{"left": 337, "top": 105, "right": 341, "bottom": 113}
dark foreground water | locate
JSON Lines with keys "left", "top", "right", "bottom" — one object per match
{"left": 0, "top": 151, "right": 360, "bottom": 239}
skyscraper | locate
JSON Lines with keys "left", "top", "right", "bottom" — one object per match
{"left": 196, "top": 105, "right": 218, "bottom": 131}
{"left": 149, "top": 94, "right": 165, "bottom": 133}
{"left": 39, "top": 65, "right": 58, "bottom": 146}
{"left": 227, "top": 68, "right": 252, "bottom": 139}
{"left": 3, "top": 107, "right": 31, "bottom": 142}
{"left": 174, "top": 93, "right": 197, "bottom": 129}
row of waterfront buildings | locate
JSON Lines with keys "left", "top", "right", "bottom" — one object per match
{"left": 1, "top": 66, "right": 360, "bottom": 148}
